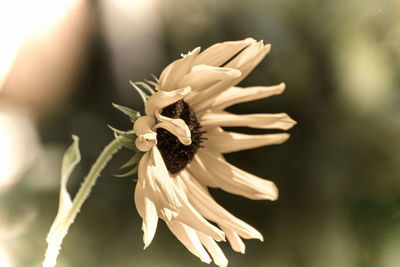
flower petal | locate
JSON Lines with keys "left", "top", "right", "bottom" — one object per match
{"left": 222, "top": 228, "right": 246, "bottom": 254}
{"left": 154, "top": 116, "right": 191, "bottom": 146}
{"left": 158, "top": 47, "right": 200, "bottom": 91}
{"left": 135, "top": 153, "right": 159, "bottom": 248}
{"left": 200, "top": 111, "right": 297, "bottom": 130}
{"left": 136, "top": 148, "right": 181, "bottom": 224}
{"left": 191, "top": 40, "right": 271, "bottom": 112}
{"left": 196, "top": 149, "right": 279, "bottom": 200}
{"left": 133, "top": 116, "right": 157, "bottom": 152}
{"left": 173, "top": 195, "right": 226, "bottom": 242}
{"left": 186, "top": 155, "right": 219, "bottom": 187}
{"left": 134, "top": 182, "right": 159, "bottom": 248}
{"left": 179, "top": 170, "right": 263, "bottom": 240}
{"left": 197, "top": 232, "right": 228, "bottom": 267}
{"left": 193, "top": 38, "right": 255, "bottom": 67}
{"left": 180, "top": 65, "right": 241, "bottom": 92}
{"left": 149, "top": 147, "right": 182, "bottom": 213}
{"left": 209, "top": 83, "right": 286, "bottom": 111}
{"left": 206, "top": 126, "right": 290, "bottom": 153}
{"left": 225, "top": 40, "right": 271, "bottom": 81}
{"left": 167, "top": 221, "right": 212, "bottom": 264}
{"left": 145, "top": 86, "right": 191, "bottom": 117}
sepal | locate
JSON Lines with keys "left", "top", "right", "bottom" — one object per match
{"left": 112, "top": 103, "right": 141, "bottom": 122}
{"left": 114, "top": 150, "right": 143, "bottom": 178}
{"left": 108, "top": 126, "right": 137, "bottom": 150}
{"left": 130, "top": 81, "right": 150, "bottom": 104}
{"left": 114, "top": 165, "right": 138, "bottom": 178}
{"left": 120, "top": 151, "right": 143, "bottom": 169}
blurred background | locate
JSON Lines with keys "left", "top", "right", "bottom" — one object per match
{"left": 1, "top": 0, "right": 400, "bottom": 266}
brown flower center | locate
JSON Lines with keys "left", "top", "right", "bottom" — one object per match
{"left": 156, "top": 100, "right": 204, "bottom": 174}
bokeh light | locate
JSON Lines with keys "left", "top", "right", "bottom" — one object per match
{"left": 0, "top": 0, "right": 78, "bottom": 90}
{"left": 0, "top": 104, "right": 39, "bottom": 190}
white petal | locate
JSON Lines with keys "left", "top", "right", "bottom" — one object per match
{"left": 174, "top": 195, "right": 225, "bottom": 241}
{"left": 206, "top": 127, "right": 290, "bottom": 153}
{"left": 200, "top": 111, "right": 297, "bottom": 130}
{"left": 133, "top": 116, "right": 157, "bottom": 152}
{"left": 226, "top": 40, "right": 271, "bottom": 80}
{"left": 136, "top": 147, "right": 181, "bottom": 223}
{"left": 149, "top": 147, "right": 182, "bottom": 213}
{"left": 192, "top": 41, "right": 271, "bottom": 112}
{"left": 196, "top": 149, "right": 279, "bottom": 200}
{"left": 145, "top": 86, "right": 191, "bottom": 117}
{"left": 193, "top": 38, "right": 255, "bottom": 67}
{"left": 141, "top": 198, "right": 159, "bottom": 248}
{"left": 135, "top": 153, "right": 159, "bottom": 248}
{"left": 154, "top": 117, "right": 191, "bottom": 146}
{"left": 186, "top": 155, "right": 219, "bottom": 188}
{"left": 209, "top": 83, "right": 286, "bottom": 111}
{"left": 179, "top": 170, "right": 263, "bottom": 240}
{"left": 198, "top": 232, "right": 228, "bottom": 267}
{"left": 180, "top": 65, "right": 241, "bottom": 92}
{"left": 168, "top": 221, "right": 212, "bottom": 264}
{"left": 158, "top": 47, "right": 200, "bottom": 91}
{"left": 222, "top": 228, "right": 246, "bottom": 254}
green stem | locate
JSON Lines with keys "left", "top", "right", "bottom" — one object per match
{"left": 44, "top": 138, "right": 122, "bottom": 267}
{"left": 62, "top": 138, "right": 121, "bottom": 229}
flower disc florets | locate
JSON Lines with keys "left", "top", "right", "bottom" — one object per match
{"left": 156, "top": 100, "right": 203, "bottom": 174}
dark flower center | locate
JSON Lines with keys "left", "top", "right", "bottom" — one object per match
{"left": 156, "top": 100, "right": 204, "bottom": 174}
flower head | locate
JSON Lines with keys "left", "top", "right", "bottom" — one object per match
{"left": 133, "top": 38, "right": 296, "bottom": 266}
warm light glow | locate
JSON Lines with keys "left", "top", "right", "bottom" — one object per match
{"left": 0, "top": 105, "right": 39, "bottom": 190}
{"left": 0, "top": 0, "right": 77, "bottom": 90}
{"left": 0, "top": 246, "right": 11, "bottom": 267}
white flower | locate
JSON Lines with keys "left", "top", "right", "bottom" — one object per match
{"left": 133, "top": 38, "right": 296, "bottom": 267}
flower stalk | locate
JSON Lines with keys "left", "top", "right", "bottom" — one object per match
{"left": 43, "top": 137, "right": 122, "bottom": 267}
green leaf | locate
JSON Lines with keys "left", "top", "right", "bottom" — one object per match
{"left": 114, "top": 165, "right": 138, "bottom": 178}
{"left": 44, "top": 135, "right": 81, "bottom": 267}
{"left": 59, "top": 135, "right": 81, "bottom": 212}
{"left": 112, "top": 103, "right": 140, "bottom": 121}
{"left": 120, "top": 151, "right": 143, "bottom": 169}
{"left": 44, "top": 138, "right": 122, "bottom": 267}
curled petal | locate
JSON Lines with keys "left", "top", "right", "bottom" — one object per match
{"left": 158, "top": 48, "right": 200, "bottom": 91}
{"left": 180, "top": 65, "right": 241, "bottom": 92}
{"left": 134, "top": 116, "right": 157, "bottom": 152}
{"left": 145, "top": 87, "right": 191, "bottom": 117}
{"left": 154, "top": 116, "right": 191, "bottom": 146}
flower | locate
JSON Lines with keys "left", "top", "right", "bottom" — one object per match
{"left": 133, "top": 38, "right": 296, "bottom": 266}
